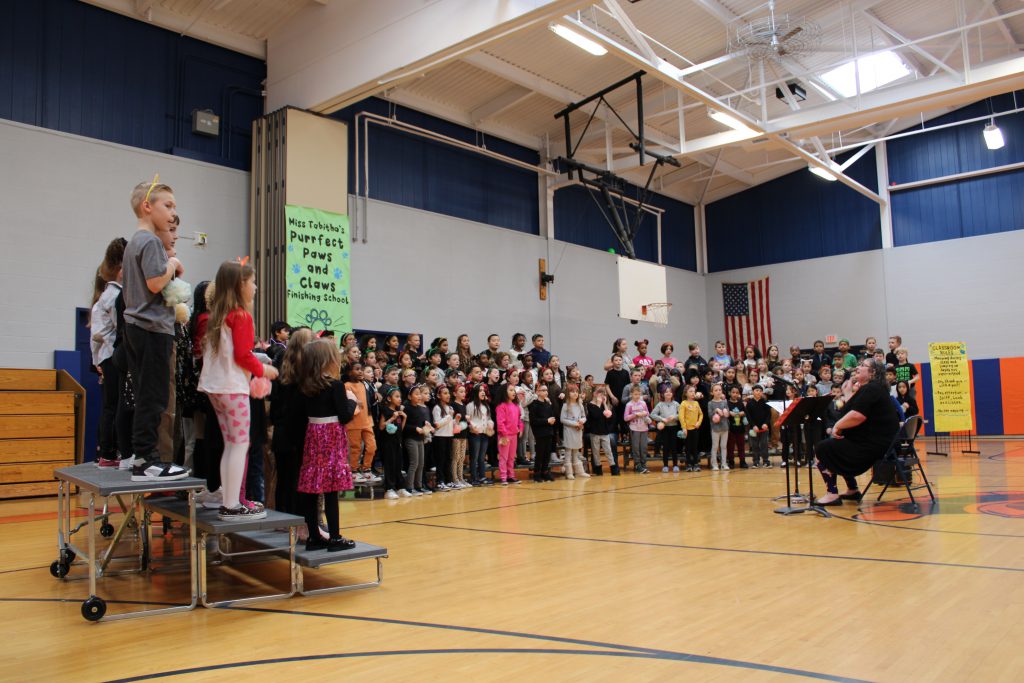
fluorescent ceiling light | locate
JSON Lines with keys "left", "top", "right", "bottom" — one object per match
{"left": 809, "top": 163, "right": 838, "bottom": 181}
{"left": 708, "top": 108, "right": 756, "bottom": 134}
{"left": 983, "top": 122, "right": 1005, "bottom": 150}
{"left": 550, "top": 24, "right": 607, "bottom": 56}
{"left": 820, "top": 50, "right": 911, "bottom": 98}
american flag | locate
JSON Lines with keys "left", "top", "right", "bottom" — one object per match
{"left": 722, "top": 277, "right": 772, "bottom": 360}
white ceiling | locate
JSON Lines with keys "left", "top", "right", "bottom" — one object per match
{"left": 83, "top": 0, "right": 1024, "bottom": 204}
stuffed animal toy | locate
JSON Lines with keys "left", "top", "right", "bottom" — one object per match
{"left": 162, "top": 278, "right": 192, "bottom": 324}
{"left": 250, "top": 375, "right": 272, "bottom": 399}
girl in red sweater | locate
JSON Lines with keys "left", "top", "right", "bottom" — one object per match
{"left": 198, "top": 261, "right": 278, "bottom": 520}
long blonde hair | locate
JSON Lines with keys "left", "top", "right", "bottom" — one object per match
{"left": 206, "top": 261, "right": 255, "bottom": 355}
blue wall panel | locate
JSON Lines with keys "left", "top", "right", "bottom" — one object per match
{"left": 659, "top": 197, "right": 697, "bottom": 271}
{"left": 971, "top": 358, "right": 1004, "bottom": 436}
{"left": 552, "top": 184, "right": 696, "bottom": 270}
{"left": 887, "top": 92, "right": 1024, "bottom": 184}
{"left": 331, "top": 98, "right": 540, "bottom": 235}
{"left": 706, "top": 148, "right": 881, "bottom": 271}
{"left": 889, "top": 93, "right": 1024, "bottom": 246}
{"left": 892, "top": 167, "right": 1024, "bottom": 246}
{"left": 0, "top": 0, "right": 265, "bottom": 169}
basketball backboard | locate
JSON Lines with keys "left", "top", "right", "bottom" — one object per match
{"left": 617, "top": 257, "right": 668, "bottom": 324}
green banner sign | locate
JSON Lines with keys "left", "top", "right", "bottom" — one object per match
{"left": 285, "top": 204, "right": 350, "bottom": 334}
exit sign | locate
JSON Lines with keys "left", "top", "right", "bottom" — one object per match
{"left": 825, "top": 335, "right": 837, "bottom": 344}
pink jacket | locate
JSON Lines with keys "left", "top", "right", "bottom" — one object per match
{"left": 495, "top": 401, "right": 523, "bottom": 436}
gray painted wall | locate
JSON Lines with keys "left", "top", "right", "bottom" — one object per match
{"left": 704, "top": 229, "right": 1024, "bottom": 361}
{"left": 351, "top": 199, "right": 707, "bottom": 375}
{"left": 0, "top": 120, "right": 250, "bottom": 369}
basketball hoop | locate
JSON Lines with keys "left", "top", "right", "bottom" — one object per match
{"left": 642, "top": 302, "right": 672, "bottom": 325}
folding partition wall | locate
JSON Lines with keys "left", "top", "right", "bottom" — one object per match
{"left": 250, "top": 108, "right": 348, "bottom": 334}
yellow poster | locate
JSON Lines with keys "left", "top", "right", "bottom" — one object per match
{"left": 928, "top": 342, "right": 972, "bottom": 432}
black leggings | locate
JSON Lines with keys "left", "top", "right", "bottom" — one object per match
{"left": 684, "top": 431, "right": 699, "bottom": 466}
{"left": 533, "top": 435, "right": 553, "bottom": 478}
{"left": 379, "top": 436, "right": 404, "bottom": 491}
{"left": 97, "top": 358, "right": 120, "bottom": 458}
{"left": 274, "top": 449, "right": 301, "bottom": 515}
{"left": 657, "top": 428, "right": 678, "bottom": 467}
{"left": 303, "top": 491, "right": 339, "bottom": 539}
{"left": 433, "top": 436, "right": 452, "bottom": 485}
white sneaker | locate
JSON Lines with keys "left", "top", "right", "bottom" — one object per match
{"left": 384, "top": 489, "right": 399, "bottom": 499}
{"left": 353, "top": 472, "right": 367, "bottom": 482}
{"left": 410, "top": 489, "right": 423, "bottom": 497}
{"left": 118, "top": 455, "right": 136, "bottom": 471}
{"left": 437, "top": 483, "right": 449, "bottom": 491}
{"left": 712, "top": 465, "right": 719, "bottom": 471}
{"left": 723, "top": 465, "right": 730, "bottom": 470}
{"left": 196, "top": 488, "right": 223, "bottom": 510}
{"left": 367, "top": 474, "right": 383, "bottom": 483}
{"left": 662, "top": 466, "right": 669, "bottom": 473}
{"left": 398, "top": 488, "right": 412, "bottom": 497}
{"left": 463, "top": 481, "right": 473, "bottom": 488}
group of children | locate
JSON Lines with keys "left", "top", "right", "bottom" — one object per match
{"left": 90, "top": 178, "right": 921, "bottom": 550}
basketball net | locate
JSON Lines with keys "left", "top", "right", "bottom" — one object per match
{"left": 642, "top": 302, "right": 672, "bottom": 325}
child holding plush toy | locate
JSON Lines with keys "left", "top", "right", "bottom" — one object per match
{"left": 707, "top": 384, "right": 730, "bottom": 471}
{"left": 121, "top": 177, "right": 191, "bottom": 481}
{"left": 378, "top": 388, "right": 406, "bottom": 498}
{"left": 197, "top": 260, "right": 278, "bottom": 520}
{"left": 678, "top": 385, "right": 704, "bottom": 471}
{"left": 744, "top": 384, "right": 772, "bottom": 468}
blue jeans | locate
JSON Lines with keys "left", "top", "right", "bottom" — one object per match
{"left": 468, "top": 433, "right": 488, "bottom": 481}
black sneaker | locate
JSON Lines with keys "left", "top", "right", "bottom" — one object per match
{"left": 217, "top": 505, "right": 267, "bottom": 521}
{"left": 305, "top": 537, "right": 328, "bottom": 552}
{"left": 131, "top": 460, "right": 190, "bottom": 482}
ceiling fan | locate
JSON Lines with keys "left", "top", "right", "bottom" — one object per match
{"left": 728, "top": 0, "right": 821, "bottom": 60}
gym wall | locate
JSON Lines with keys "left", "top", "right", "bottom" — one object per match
{"left": 0, "top": 119, "right": 250, "bottom": 369}
{"left": 351, "top": 198, "right": 706, "bottom": 374}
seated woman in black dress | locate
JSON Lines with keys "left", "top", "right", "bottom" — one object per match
{"left": 814, "top": 359, "right": 900, "bottom": 506}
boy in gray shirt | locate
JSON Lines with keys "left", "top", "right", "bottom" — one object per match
{"left": 121, "top": 178, "right": 190, "bottom": 481}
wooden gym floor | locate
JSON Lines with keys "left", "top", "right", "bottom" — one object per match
{"left": 1, "top": 440, "right": 1023, "bottom": 682}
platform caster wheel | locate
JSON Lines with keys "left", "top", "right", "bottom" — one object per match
{"left": 81, "top": 596, "right": 106, "bottom": 621}
{"left": 50, "top": 561, "right": 69, "bottom": 578}
{"left": 61, "top": 548, "right": 76, "bottom": 564}
{"left": 100, "top": 523, "right": 115, "bottom": 538}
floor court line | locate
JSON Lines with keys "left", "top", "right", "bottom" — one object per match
{"left": 0, "top": 597, "right": 869, "bottom": 683}
{"left": 342, "top": 475, "right": 712, "bottom": 529}
{"left": 397, "top": 520, "right": 1024, "bottom": 573}
{"left": 102, "top": 647, "right": 871, "bottom": 683}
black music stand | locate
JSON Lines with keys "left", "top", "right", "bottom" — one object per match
{"left": 773, "top": 396, "right": 832, "bottom": 517}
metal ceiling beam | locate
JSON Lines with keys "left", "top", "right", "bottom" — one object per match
{"left": 685, "top": 0, "right": 888, "bottom": 105}
{"left": 462, "top": 50, "right": 681, "bottom": 153}
{"left": 564, "top": 16, "right": 883, "bottom": 204}
{"left": 859, "top": 9, "right": 960, "bottom": 79}
{"left": 469, "top": 85, "right": 534, "bottom": 124}
{"left": 603, "top": 0, "right": 660, "bottom": 64}
{"left": 766, "top": 52, "right": 1024, "bottom": 138}
{"left": 380, "top": 87, "right": 543, "bottom": 151}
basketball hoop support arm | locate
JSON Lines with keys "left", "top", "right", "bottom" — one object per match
{"left": 553, "top": 71, "right": 680, "bottom": 262}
